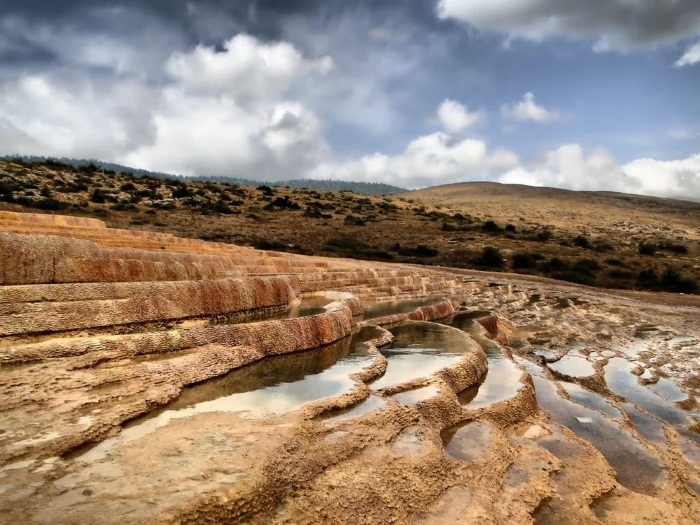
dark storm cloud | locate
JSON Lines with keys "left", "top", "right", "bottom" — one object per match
{"left": 437, "top": 0, "right": 700, "bottom": 49}
{"left": 0, "top": 1, "right": 447, "bottom": 76}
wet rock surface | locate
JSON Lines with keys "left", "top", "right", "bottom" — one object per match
{"left": 1, "top": 212, "right": 699, "bottom": 524}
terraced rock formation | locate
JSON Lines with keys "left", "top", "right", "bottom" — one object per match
{"left": 0, "top": 211, "right": 699, "bottom": 524}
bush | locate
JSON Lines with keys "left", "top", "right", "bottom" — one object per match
{"left": 252, "top": 239, "right": 312, "bottom": 255}
{"left": 573, "top": 258, "right": 600, "bottom": 272}
{"left": 534, "top": 229, "right": 552, "bottom": 242}
{"left": 55, "top": 181, "right": 89, "bottom": 193}
{"left": 504, "top": 224, "right": 516, "bottom": 232}
{"left": 605, "top": 258, "right": 628, "bottom": 268}
{"left": 16, "top": 197, "right": 67, "bottom": 211}
{"left": 257, "top": 185, "right": 275, "bottom": 196}
{"left": 473, "top": 246, "right": 504, "bottom": 269}
{"left": 264, "top": 196, "right": 301, "bottom": 211}
{"left": 212, "top": 199, "right": 234, "bottom": 214}
{"left": 637, "top": 267, "right": 698, "bottom": 293}
{"left": 550, "top": 269, "right": 596, "bottom": 286}
{"left": 539, "top": 257, "right": 567, "bottom": 272}
{"left": 110, "top": 202, "right": 138, "bottom": 212}
{"left": 324, "top": 237, "right": 393, "bottom": 261}
{"left": 608, "top": 269, "right": 635, "bottom": 279}
{"left": 304, "top": 207, "right": 332, "bottom": 219}
{"left": 89, "top": 188, "right": 107, "bottom": 203}
{"left": 511, "top": 252, "right": 542, "bottom": 269}
{"left": 344, "top": 214, "right": 366, "bottom": 226}
{"left": 658, "top": 241, "right": 689, "bottom": 255}
{"left": 397, "top": 245, "right": 439, "bottom": 258}
{"left": 573, "top": 235, "right": 591, "bottom": 249}
{"left": 638, "top": 242, "right": 656, "bottom": 256}
{"left": 172, "top": 186, "right": 193, "bottom": 199}
{"left": 481, "top": 220, "right": 501, "bottom": 233}
{"left": 120, "top": 182, "right": 136, "bottom": 192}
{"left": 593, "top": 242, "right": 614, "bottom": 253}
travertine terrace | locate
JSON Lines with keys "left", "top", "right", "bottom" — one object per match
{"left": 1, "top": 210, "right": 699, "bottom": 524}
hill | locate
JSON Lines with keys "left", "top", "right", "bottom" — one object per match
{"left": 1, "top": 155, "right": 405, "bottom": 195}
{"left": 0, "top": 158, "right": 698, "bottom": 294}
{"left": 400, "top": 181, "right": 700, "bottom": 233}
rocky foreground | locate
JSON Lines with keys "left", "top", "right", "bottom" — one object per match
{"left": 0, "top": 210, "right": 699, "bottom": 524}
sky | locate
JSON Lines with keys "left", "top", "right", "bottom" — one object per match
{"left": 0, "top": 0, "right": 699, "bottom": 199}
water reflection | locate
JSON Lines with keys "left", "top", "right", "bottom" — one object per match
{"left": 75, "top": 327, "right": 381, "bottom": 462}
{"left": 370, "top": 322, "right": 466, "bottom": 390}
{"left": 532, "top": 376, "right": 666, "bottom": 495}
{"left": 362, "top": 296, "right": 445, "bottom": 319}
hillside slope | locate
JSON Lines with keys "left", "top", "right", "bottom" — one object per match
{"left": 1, "top": 159, "right": 698, "bottom": 294}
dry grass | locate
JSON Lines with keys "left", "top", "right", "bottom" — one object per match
{"left": 1, "top": 159, "right": 698, "bottom": 293}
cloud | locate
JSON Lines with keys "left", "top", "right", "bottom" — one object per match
{"left": 675, "top": 41, "right": 700, "bottom": 67}
{"left": 123, "top": 35, "right": 334, "bottom": 178}
{"left": 0, "top": 73, "right": 157, "bottom": 159}
{"left": 501, "top": 92, "right": 561, "bottom": 123}
{"left": 0, "top": 32, "right": 332, "bottom": 180}
{"left": 437, "top": 99, "right": 485, "bottom": 134}
{"left": 311, "top": 130, "right": 519, "bottom": 189}
{"left": 499, "top": 143, "right": 700, "bottom": 201}
{"left": 165, "top": 34, "right": 333, "bottom": 104}
{"left": 436, "top": 0, "right": 700, "bottom": 51}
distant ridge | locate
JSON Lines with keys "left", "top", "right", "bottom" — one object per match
{"left": 2, "top": 155, "right": 405, "bottom": 195}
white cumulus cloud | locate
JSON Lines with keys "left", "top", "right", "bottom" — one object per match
{"left": 0, "top": 33, "right": 333, "bottom": 180}
{"left": 501, "top": 92, "right": 561, "bottom": 123}
{"left": 311, "top": 131, "right": 519, "bottom": 189}
{"left": 675, "top": 41, "right": 700, "bottom": 67}
{"left": 436, "top": 99, "right": 485, "bottom": 134}
{"left": 499, "top": 143, "right": 700, "bottom": 201}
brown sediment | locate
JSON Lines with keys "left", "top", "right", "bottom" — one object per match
{"left": 0, "top": 212, "right": 699, "bottom": 525}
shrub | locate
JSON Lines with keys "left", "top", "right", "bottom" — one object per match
{"left": 214, "top": 199, "right": 234, "bottom": 214}
{"left": 482, "top": 220, "right": 501, "bottom": 233}
{"left": 511, "top": 252, "right": 542, "bottom": 269}
{"left": 573, "top": 258, "right": 600, "bottom": 272}
{"left": 110, "top": 202, "right": 138, "bottom": 212}
{"left": 534, "top": 229, "right": 552, "bottom": 242}
{"left": 15, "top": 196, "right": 67, "bottom": 211}
{"left": 658, "top": 241, "right": 689, "bottom": 255}
{"left": 257, "top": 185, "right": 275, "bottom": 196}
{"left": 608, "top": 269, "right": 635, "bottom": 279}
{"left": 605, "top": 258, "right": 627, "bottom": 268}
{"left": 397, "top": 245, "right": 439, "bottom": 258}
{"left": 593, "top": 242, "right": 614, "bottom": 253}
{"left": 539, "top": 257, "right": 566, "bottom": 271}
{"left": 441, "top": 222, "right": 466, "bottom": 232}
{"left": 120, "top": 182, "right": 136, "bottom": 192}
{"left": 324, "top": 237, "right": 393, "bottom": 261}
{"left": 304, "top": 207, "right": 332, "bottom": 219}
{"left": 504, "top": 224, "right": 516, "bottom": 232}
{"left": 550, "top": 269, "right": 596, "bottom": 286}
{"left": 55, "top": 181, "right": 89, "bottom": 193}
{"left": 573, "top": 235, "right": 591, "bottom": 249}
{"left": 265, "top": 196, "right": 301, "bottom": 211}
{"left": 473, "top": 246, "right": 504, "bottom": 269}
{"left": 344, "top": 214, "right": 366, "bottom": 226}
{"left": 638, "top": 242, "right": 656, "bottom": 256}
{"left": 172, "top": 186, "right": 193, "bottom": 199}
{"left": 252, "top": 239, "right": 312, "bottom": 255}
{"left": 637, "top": 267, "right": 698, "bottom": 293}
{"left": 89, "top": 188, "right": 107, "bottom": 203}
